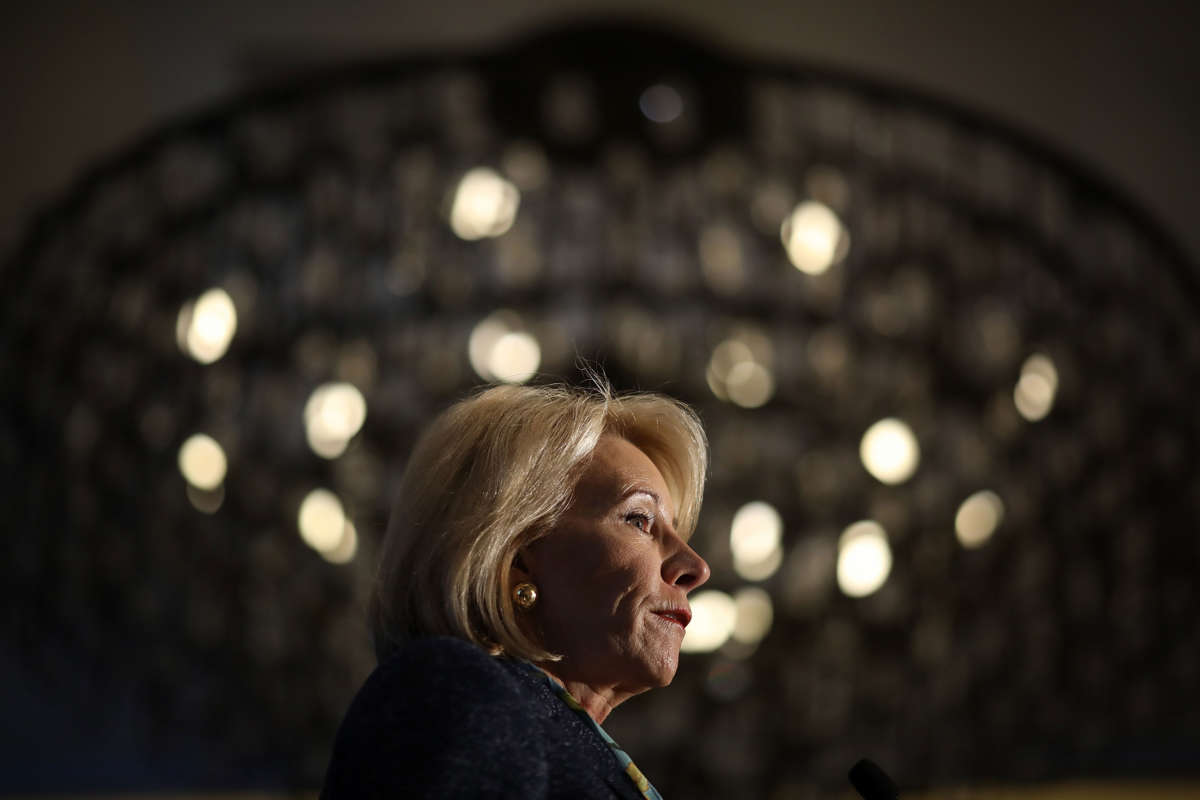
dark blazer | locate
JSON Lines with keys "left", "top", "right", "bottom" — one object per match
{"left": 321, "top": 636, "right": 647, "bottom": 799}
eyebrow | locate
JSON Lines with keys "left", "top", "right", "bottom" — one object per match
{"left": 618, "top": 485, "right": 679, "bottom": 529}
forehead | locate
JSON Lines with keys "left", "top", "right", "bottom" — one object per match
{"left": 573, "top": 434, "right": 675, "bottom": 511}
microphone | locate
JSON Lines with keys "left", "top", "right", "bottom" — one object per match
{"left": 848, "top": 758, "right": 899, "bottom": 800}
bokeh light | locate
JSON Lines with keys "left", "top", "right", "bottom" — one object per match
{"left": 706, "top": 330, "right": 775, "bottom": 408}
{"left": 837, "top": 520, "right": 893, "bottom": 598}
{"left": 468, "top": 310, "right": 541, "bottom": 384}
{"left": 780, "top": 200, "right": 849, "bottom": 275}
{"left": 176, "top": 288, "right": 237, "bottom": 364}
{"left": 736, "top": 545, "right": 784, "bottom": 582}
{"left": 449, "top": 167, "right": 520, "bottom": 240}
{"left": 304, "top": 382, "right": 367, "bottom": 459}
{"left": 860, "top": 418, "right": 920, "bottom": 484}
{"left": 1014, "top": 353, "right": 1059, "bottom": 421}
{"left": 731, "top": 586, "right": 774, "bottom": 646}
{"left": 178, "top": 433, "right": 227, "bottom": 490}
{"left": 726, "top": 361, "right": 774, "bottom": 409}
{"left": 681, "top": 589, "right": 737, "bottom": 653}
{"left": 298, "top": 488, "right": 346, "bottom": 554}
{"left": 639, "top": 83, "right": 684, "bottom": 123}
{"left": 489, "top": 332, "right": 541, "bottom": 384}
{"left": 321, "top": 518, "right": 358, "bottom": 565}
{"left": 955, "top": 490, "right": 1005, "bottom": 549}
{"left": 730, "top": 501, "right": 784, "bottom": 581}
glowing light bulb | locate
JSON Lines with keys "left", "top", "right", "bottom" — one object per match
{"left": 731, "top": 501, "right": 782, "bottom": 563}
{"left": 955, "top": 490, "right": 1004, "bottom": 549}
{"left": 860, "top": 418, "right": 920, "bottom": 484}
{"left": 468, "top": 311, "right": 540, "bottom": 384}
{"left": 489, "top": 331, "right": 540, "bottom": 384}
{"left": 731, "top": 501, "right": 784, "bottom": 581}
{"left": 178, "top": 433, "right": 227, "bottom": 490}
{"left": 726, "top": 361, "right": 774, "bottom": 409}
{"left": 1014, "top": 353, "right": 1059, "bottom": 421}
{"left": 304, "top": 382, "right": 368, "bottom": 459}
{"left": 780, "top": 201, "right": 848, "bottom": 275}
{"left": 837, "top": 520, "right": 892, "bottom": 598}
{"left": 731, "top": 587, "right": 774, "bottom": 645}
{"left": 322, "top": 519, "right": 358, "bottom": 564}
{"left": 449, "top": 168, "right": 520, "bottom": 240}
{"left": 706, "top": 332, "right": 775, "bottom": 408}
{"left": 681, "top": 590, "right": 737, "bottom": 653}
{"left": 177, "top": 288, "right": 237, "bottom": 364}
{"left": 298, "top": 489, "right": 345, "bottom": 553}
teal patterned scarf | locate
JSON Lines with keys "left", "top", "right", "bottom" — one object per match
{"left": 536, "top": 668, "right": 665, "bottom": 800}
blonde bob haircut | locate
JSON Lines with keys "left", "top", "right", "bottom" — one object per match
{"left": 370, "top": 381, "right": 707, "bottom": 664}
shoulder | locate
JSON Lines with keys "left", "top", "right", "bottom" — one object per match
{"left": 391, "top": 635, "right": 520, "bottom": 679}
{"left": 394, "top": 638, "right": 531, "bottom": 712}
{"left": 342, "top": 635, "right": 533, "bottom": 737}
{"left": 376, "top": 633, "right": 513, "bottom": 681}
{"left": 321, "top": 637, "right": 548, "bottom": 799}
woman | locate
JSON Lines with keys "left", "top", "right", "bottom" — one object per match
{"left": 321, "top": 381, "right": 711, "bottom": 799}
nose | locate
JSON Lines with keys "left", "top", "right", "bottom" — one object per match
{"left": 663, "top": 539, "right": 711, "bottom": 592}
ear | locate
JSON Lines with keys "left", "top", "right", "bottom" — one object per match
{"left": 510, "top": 550, "right": 533, "bottom": 584}
{"left": 511, "top": 537, "right": 550, "bottom": 583}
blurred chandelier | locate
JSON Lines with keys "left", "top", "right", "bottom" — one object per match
{"left": 2, "top": 23, "right": 1198, "bottom": 796}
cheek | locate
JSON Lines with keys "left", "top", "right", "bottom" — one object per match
{"left": 534, "top": 536, "right": 660, "bottom": 632}
{"left": 548, "top": 567, "right": 640, "bottom": 646}
{"left": 538, "top": 554, "right": 624, "bottom": 622}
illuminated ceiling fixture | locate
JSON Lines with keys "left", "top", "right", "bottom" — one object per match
{"left": 837, "top": 520, "right": 893, "bottom": 598}
{"left": 449, "top": 167, "right": 520, "bottom": 240}
{"left": 1014, "top": 353, "right": 1059, "bottom": 422}
{"left": 860, "top": 418, "right": 920, "bottom": 485}
{"left": 178, "top": 433, "right": 227, "bottom": 490}
{"left": 681, "top": 589, "right": 737, "bottom": 653}
{"left": 298, "top": 488, "right": 349, "bottom": 556}
{"left": 730, "top": 501, "right": 785, "bottom": 581}
{"left": 780, "top": 200, "right": 849, "bottom": 275}
{"left": 304, "top": 382, "right": 368, "bottom": 459}
{"left": 955, "top": 490, "right": 1005, "bottom": 549}
{"left": 176, "top": 288, "right": 237, "bottom": 364}
{"left": 706, "top": 329, "right": 775, "bottom": 409}
{"left": 731, "top": 587, "right": 774, "bottom": 646}
{"left": 468, "top": 310, "right": 541, "bottom": 384}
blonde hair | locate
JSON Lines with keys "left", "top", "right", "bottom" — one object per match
{"left": 370, "top": 380, "right": 707, "bottom": 663}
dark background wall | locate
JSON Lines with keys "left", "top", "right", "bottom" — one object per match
{"left": 3, "top": 1, "right": 1198, "bottom": 265}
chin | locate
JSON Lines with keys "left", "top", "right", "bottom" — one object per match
{"left": 641, "top": 651, "right": 680, "bottom": 689}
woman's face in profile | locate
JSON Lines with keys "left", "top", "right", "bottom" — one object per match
{"left": 524, "top": 434, "right": 710, "bottom": 694}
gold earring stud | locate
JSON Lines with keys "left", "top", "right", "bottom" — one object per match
{"left": 512, "top": 582, "right": 538, "bottom": 609}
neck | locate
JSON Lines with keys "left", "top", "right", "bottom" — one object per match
{"left": 535, "top": 662, "right": 641, "bottom": 724}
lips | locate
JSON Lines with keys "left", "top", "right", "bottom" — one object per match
{"left": 652, "top": 608, "right": 692, "bottom": 629}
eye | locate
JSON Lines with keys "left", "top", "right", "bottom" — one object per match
{"left": 624, "top": 511, "right": 654, "bottom": 533}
